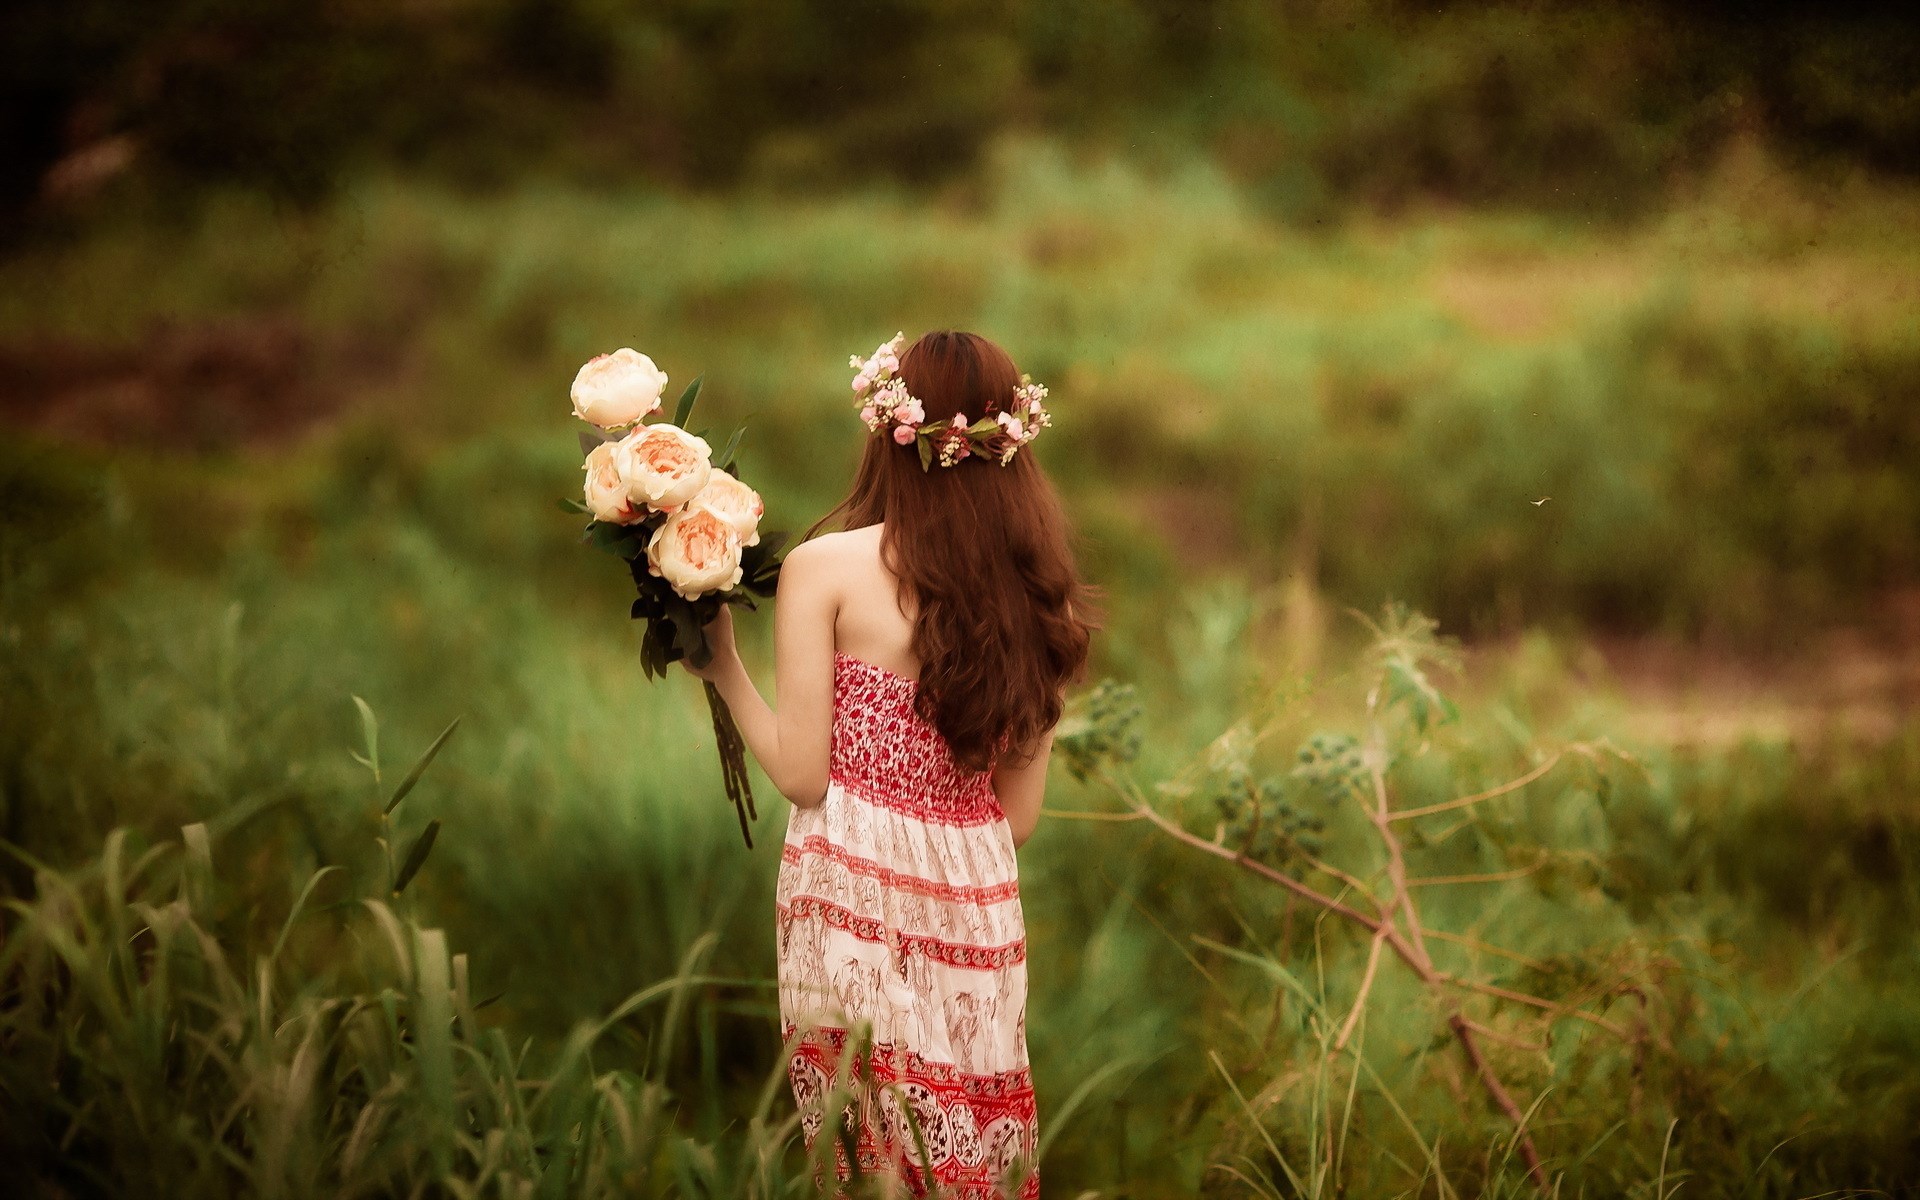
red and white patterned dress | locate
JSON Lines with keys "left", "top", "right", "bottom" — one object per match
{"left": 776, "top": 651, "right": 1039, "bottom": 1198}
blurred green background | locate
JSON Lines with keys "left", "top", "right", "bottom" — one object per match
{"left": 3, "top": 1, "right": 1918, "bottom": 1196}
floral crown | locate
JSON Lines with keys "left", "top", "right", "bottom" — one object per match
{"left": 850, "top": 333, "right": 1052, "bottom": 471}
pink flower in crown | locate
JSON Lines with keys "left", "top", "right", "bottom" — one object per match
{"left": 892, "top": 424, "right": 916, "bottom": 445}
{"left": 860, "top": 404, "right": 879, "bottom": 429}
{"left": 950, "top": 413, "right": 967, "bottom": 430}
{"left": 892, "top": 398, "right": 924, "bottom": 426}
{"left": 996, "top": 411, "right": 1025, "bottom": 441}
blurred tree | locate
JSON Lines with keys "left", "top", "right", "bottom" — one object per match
{"left": 2, "top": 0, "right": 1915, "bottom": 226}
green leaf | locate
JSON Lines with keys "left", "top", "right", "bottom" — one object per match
{"left": 588, "top": 520, "right": 649, "bottom": 560}
{"left": 753, "top": 530, "right": 790, "bottom": 559}
{"left": 641, "top": 621, "right": 673, "bottom": 679}
{"left": 386, "top": 716, "right": 462, "bottom": 815}
{"left": 669, "top": 607, "right": 704, "bottom": 659}
{"left": 393, "top": 819, "right": 441, "bottom": 895}
{"left": 352, "top": 695, "right": 380, "bottom": 783}
{"left": 717, "top": 424, "right": 746, "bottom": 471}
{"left": 916, "top": 437, "right": 934, "bottom": 471}
{"left": 738, "top": 534, "right": 786, "bottom": 596}
{"left": 673, "top": 375, "right": 704, "bottom": 427}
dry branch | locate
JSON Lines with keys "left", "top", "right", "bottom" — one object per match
{"left": 1095, "top": 738, "right": 1626, "bottom": 1194}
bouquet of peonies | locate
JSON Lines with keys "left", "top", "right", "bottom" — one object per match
{"left": 560, "top": 349, "right": 784, "bottom": 847}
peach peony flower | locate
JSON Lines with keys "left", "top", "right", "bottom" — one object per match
{"left": 689, "top": 469, "right": 764, "bottom": 547}
{"left": 614, "top": 423, "right": 712, "bottom": 512}
{"left": 647, "top": 506, "right": 743, "bottom": 599}
{"left": 582, "top": 441, "right": 643, "bottom": 524}
{"left": 570, "top": 349, "right": 668, "bottom": 429}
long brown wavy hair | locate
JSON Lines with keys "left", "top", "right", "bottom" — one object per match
{"left": 807, "top": 330, "right": 1099, "bottom": 772}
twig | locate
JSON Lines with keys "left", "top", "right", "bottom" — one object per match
{"left": 1446, "top": 1012, "right": 1547, "bottom": 1187}
{"left": 1295, "top": 851, "right": 1388, "bottom": 913}
{"left": 1388, "top": 753, "right": 1564, "bottom": 823}
{"left": 1407, "top": 863, "right": 1544, "bottom": 888}
{"left": 1422, "top": 928, "right": 1549, "bottom": 971}
{"left": 1334, "top": 926, "right": 1389, "bottom": 1052}
{"left": 1462, "top": 1018, "right": 1548, "bottom": 1055}
{"left": 1434, "top": 975, "right": 1632, "bottom": 1040}
{"left": 1105, "top": 734, "right": 1600, "bottom": 1197}
{"left": 1117, "top": 780, "right": 1385, "bottom": 936}
{"left": 1043, "top": 808, "right": 1148, "bottom": 822}
{"left": 1365, "top": 726, "right": 1548, "bottom": 1193}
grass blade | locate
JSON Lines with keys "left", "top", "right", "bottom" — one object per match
{"left": 414, "top": 927, "right": 455, "bottom": 1175}
{"left": 392, "top": 820, "right": 441, "bottom": 895}
{"left": 351, "top": 695, "right": 380, "bottom": 783}
{"left": 385, "top": 716, "right": 461, "bottom": 814}
{"left": 270, "top": 866, "right": 342, "bottom": 966}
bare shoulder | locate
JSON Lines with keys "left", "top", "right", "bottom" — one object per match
{"left": 788, "top": 527, "right": 878, "bottom": 568}
{"left": 780, "top": 528, "right": 875, "bottom": 597}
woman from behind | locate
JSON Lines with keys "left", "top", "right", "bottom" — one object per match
{"left": 689, "top": 329, "right": 1096, "bottom": 1196}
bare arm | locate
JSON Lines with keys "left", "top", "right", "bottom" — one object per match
{"left": 686, "top": 539, "right": 838, "bottom": 808}
{"left": 992, "top": 726, "right": 1055, "bottom": 849}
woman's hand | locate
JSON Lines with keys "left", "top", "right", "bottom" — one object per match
{"left": 682, "top": 603, "right": 739, "bottom": 681}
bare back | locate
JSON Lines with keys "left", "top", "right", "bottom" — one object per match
{"left": 817, "top": 524, "right": 922, "bottom": 680}
{"left": 795, "top": 522, "right": 1051, "bottom": 844}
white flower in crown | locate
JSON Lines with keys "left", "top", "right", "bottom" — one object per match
{"left": 850, "top": 332, "right": 906, "bottom": 402}
{"left": 937, "top": 412, "right": 972, "bottom": 467}
{"left": 1012, "top": 379, "right": 1050, "bottom": 439}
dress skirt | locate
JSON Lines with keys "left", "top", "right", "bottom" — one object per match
{"left": 775, "top": 652, "right": 1039, "bottom": 1198}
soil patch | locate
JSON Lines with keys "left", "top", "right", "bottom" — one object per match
{"left": 0, "top": 314, "right": 405, "bottom": 451}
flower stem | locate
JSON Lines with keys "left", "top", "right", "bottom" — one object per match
{"left": 705, "top": 680, "right": 756, "bottom": 848}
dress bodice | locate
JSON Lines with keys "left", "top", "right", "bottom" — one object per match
{"left": 829, "top": 652, "right": 1002, "bottom": 827}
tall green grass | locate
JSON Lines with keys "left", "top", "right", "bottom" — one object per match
{"left": 4, "top": 519, "right": 1917, "bottom": 1192}
{"left": 3, "top": 149, "right": 1919, "bottom": 1194}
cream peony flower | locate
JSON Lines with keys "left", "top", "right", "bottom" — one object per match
{"left": 689, "top": 469, "right": 764, "bottom": 547}
{"left": 647, "top": 506, "right": 743, "bottom": 599}
{"left": 614, "top": 422, "right": 712, "bottom": 512}
{"left": 570, "top": 349, "right": 669, "bottom": 429}
{"left": 582, "top": 441, "right": 643, "bottom": 524}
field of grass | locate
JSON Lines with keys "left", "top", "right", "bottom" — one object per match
{"left": 4, "top": 140, "right": 1919, "bottom": 1195}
